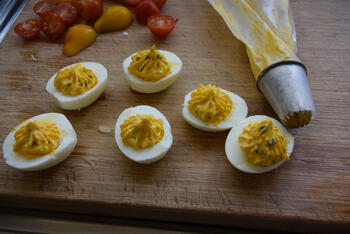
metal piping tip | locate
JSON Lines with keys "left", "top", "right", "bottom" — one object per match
{"left": 257, "top": 61, "right": 316, "bottom": 128}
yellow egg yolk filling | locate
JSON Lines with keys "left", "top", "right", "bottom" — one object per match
{"left": 54, "top": 63, "right": 98, "bottom": 96}
{"left": 13, "top": 120, "right": 61, "bottom": 158}
{"left": 128, "top": 45, "right": 171, "bottom": 82}
{"left": 188, "top": 84, "right": 233, "bottom": 126}
{"left": 238, "top": 119, "right": 289, "bottom": 166}
{"left": 120, "top": 114, "right": 164, "bottom": 150}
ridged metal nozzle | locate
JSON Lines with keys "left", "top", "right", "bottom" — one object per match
{"left": 257, "top": 61, "right": 316, "bottom": 128}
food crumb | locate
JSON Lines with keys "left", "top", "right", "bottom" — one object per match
{"left": 98, "top": 125, "right": 112, "bottom": 133}
{"left": 122, "top": 31, "right": 128, "bottom": 36}
{"left": 19, "top": 50, "right": 38, "bottom": 62}
{"left": 31, "top": 54, "right": 38, "bottom": 61}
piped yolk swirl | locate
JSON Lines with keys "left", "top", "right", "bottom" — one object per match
{"left": 54, "top": 64, "right": 98, "bottom": 96}
{"left": 188, "top": 84, "right": 233, "bottom": 126}
{"left": 238, "top": 119, "right": 289, "bottom": 166}
{"left": 128, "top": 45, "right": 171, "bottom": 82}
{"left": 13, "top": 120, "right": 60, "bottom": 158}
{"left": 120, "top": 114, "right": 164, "bottom": 150}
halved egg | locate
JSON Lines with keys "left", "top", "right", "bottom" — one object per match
{"left": 122, "top": 46, "right": 182, "bottom": 93}
{"left": 115, "top": 105, "right": 173, "bottom": 164}
{"left": 46, "top": 62, "right": 108, "bottom": 110}
{"left": 182, "top": 84, "right": 248, "bottom": 132}
{"left": 225, "top": 115, "right": 294, "bottom": 173}
{"left": 2, "top": 113, "right": 77, "bottom": 171}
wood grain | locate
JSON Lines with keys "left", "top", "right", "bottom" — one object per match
{"left": 0, "top": 0, "right": 350, "bottom": 232}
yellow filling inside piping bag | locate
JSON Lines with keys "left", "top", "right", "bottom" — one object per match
{"left": 208, "top": 0, "right": 299, "bottom": 79}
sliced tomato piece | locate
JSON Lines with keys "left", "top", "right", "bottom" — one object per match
{"left": 33, "top": 0, "right": 57, "bottom": 16}
{"left": 14, "top": 19, "right": 42, "bottom": 40}
{"left": 147, "top": 15, "right": 178, "bottom": 37}
{"left": 41, "top": 12, "right": 66, "bottom": 40}
{"left": 74, "top": 0, "right": 103, "bottom": 23}
{"left": 125, "top": 0, "right": 142, "bottom": 5}
{"left": 52, "top": 2, "right": 78, "bottom": 24}
{"left": 152, "top": 0, "right": 166, "bottom": 9}
{"left": 135, "top": 0, "right": 159, "bottom": 24}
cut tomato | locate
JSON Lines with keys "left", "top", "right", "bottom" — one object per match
{"left": 14, "top": 19, "right": 42, "bottom": 40}
{"left": 147, "top": 15, "right": 178, "bottom": 37}
{"left": 74, "top": 0, "right": 103, "bottom": 23}
{"left": 52, "top": 2, "right": 78, "bottom": 24}
{"left": 33, "top": 0, "right": 57, "bottom": 16}
{"left": 125, "top": 0, "right": 142, "bottom": 5}
{"left": 41, "top": 12, "right": 66, "bottom": 40}
{"left": 135, "top": 0, "right": 159, "bottom": 24}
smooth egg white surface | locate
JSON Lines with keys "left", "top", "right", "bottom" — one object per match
{"left": 182, "top": 88, "right": 248, "bottom": 132}
{"left": 2, "top": 113, "right": 77, "bottom": 171}
{"left": 46, "top": 62, "right": 108, "bottom": 110}
{"left": 115, "top": 105, "right": 173, "bottom": 164}
{"left": 225, "top": 115, "right": 294, "bottom": 173}
{"left": 122, "top": 50, "right": 182, "bottom": 93}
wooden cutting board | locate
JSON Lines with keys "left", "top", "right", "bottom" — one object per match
{"left": 1, "top": 0, "right": 349, "bottom": 232}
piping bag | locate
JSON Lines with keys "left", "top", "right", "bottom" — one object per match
{"left": 208, "top": 0, "right": 315, "bottom": 128}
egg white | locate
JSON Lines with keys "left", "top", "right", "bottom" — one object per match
{"left": 182, "top": 88, "right": 248, "bottom": 132}
{"left": 2, "top": 113, "right": 77, "bottom": 171}
{"left": 122, "top": 50, "right": 182, "bottom": 93}
{"left": 46, "top": 62, "right": 108, "bottom": 110}
{"left": 115, "top": 105, "right": 173, "bottom": 164}
{"left": 225, "top": 115, "right": 294, "bottom": 173}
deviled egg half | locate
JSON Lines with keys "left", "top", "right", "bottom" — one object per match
{"left": 225, "top": 115, "right": 294, "bottom": 173}
{"left": 115, "top": 105, "right": 173, "bottom": 164}
{"left": 182, "top": 84, "right": 248, "bottom": 132}
{"left": 123, "top": 45, "right": 182, "bottom": 93}
{"left": 46, "top": 62, "right": 108, "bottom": 110}
{"left": 2, "top": 113, "right": 77, "bottom": 171}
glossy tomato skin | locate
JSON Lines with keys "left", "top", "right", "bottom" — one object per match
{"left": 125, "top": 0, "right": 142, "bottom": 5}
{"left": 33, "top": 0, "right": 57, "bottom": 16}
{"left": 147, "top": 15, "right": 178, "bottom": 37}
{"left": 135, "top": 0, "right": 159, "bottom": 24}
{"left": 52, "top": 2, "right": 78, "bottom": 24}
{"left": 125, "top": 0, "right": 166, "bottom": 8}
{"left": 74, "top": 0, "right": 103, "bottom": 23}
{"left": 14, "top": 19, "right": 42, "bottom": 40}
{"left": 41, "top": 12, "right": 66, "bottom": 40}
{"left": 152, "top": 0, "right": 166, "bottom": 8}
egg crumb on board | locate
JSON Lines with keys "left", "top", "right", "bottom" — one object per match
{"left": 225, "top": 115, "right": 294, "bottom": 173}
{"left": 182, "top": 84, "right": 248, "bottom": 132}
{"left": 115, "top": 105, "right": 173, "bottom": 164}
{"left": 2, "top": 113, "right": 77, "bottom": 171}
{"left": 98, "top": 125, "right": 112, "bottom": 134}
{"left": 122, "top": 45, "right": 182, "bottom": 93}
{"left": 46, "top": 62, "right": 108, "bottom": 110}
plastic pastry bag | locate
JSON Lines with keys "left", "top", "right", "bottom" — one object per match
{"left": 208, "top": 0, "right": 315, "bottom": 128}
{"left": 208, "top": 0, "right": 299, "bottom": 79}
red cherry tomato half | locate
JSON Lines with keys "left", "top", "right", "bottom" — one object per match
{"left": 40, "top": 12, "right": 66, "bottom": 40}
{"left": 33, "top": 0, "right": 57, "bottom": 16}
{"left": 14, "top": 19, "right": 42, "bottom": 40}
{"left": 52, "top": 2, "right": 78, "bottom": 24}
{"left": 73, "top": 0, "right": 103, "bottom": 23}
{"left": 152, "top": 0, "right": 166, "bottom": 9}
{"left": 125, "top": 0, "right": 142, "bottom": 6}
{"left": 135, "top": 0, "right": 159, "bottom": 24}
{"left": 147, "top": 15, "right": 178, "bottom": 37}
